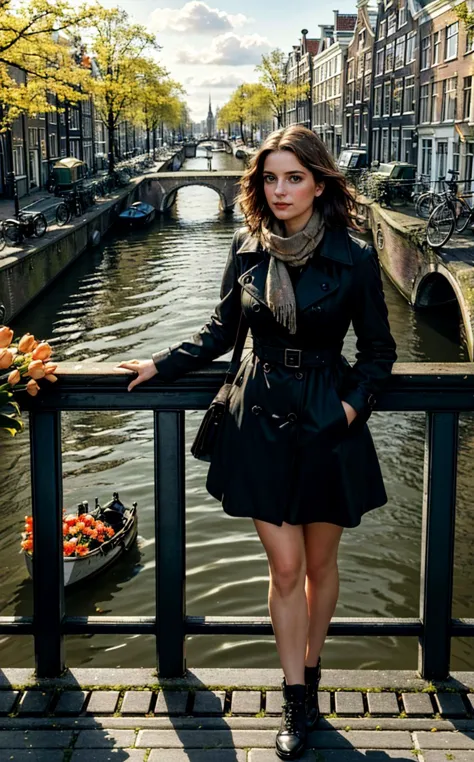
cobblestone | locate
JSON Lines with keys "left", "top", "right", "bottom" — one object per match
{"left": 434, "top": 692, "right": 468, "bottom": 717}
{"left": 154, "top": 691, "right": 188, "bottom": 715}
{"left": 54, "top": 691, "right": 88, "bottom": 715}
{"left": 401, "top": 692, "right": 434, "bottom": 716}
{"left": 120, "top": 691, "right": 153, "bottom": 715}
{"left": 192, "top": 691, "right": 226, "bottom": 715}
{"left": 231, "top": 691, "right": 261, "bottom": 715}
{"left": 17, "top": 692, "right": 52, "bottom": 716}
{"left": 367, "top": 692, "right": 400, "bottom": 716}
{"left": 334, "top": 692, "right": 365, "bottom": 716}
{"left": 75, "top": 730, "right": 136, "bottom": 748}
{"left": 85, "top": 692, "right": 120, "bottom": 715}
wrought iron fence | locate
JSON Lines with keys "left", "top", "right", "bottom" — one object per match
{"left": 3, "top": 361, "right": 473, "bottom": 680}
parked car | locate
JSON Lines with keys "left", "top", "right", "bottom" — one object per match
{"left": 369, "top": 161, "right": 417, "bottom": 182}
{"left": 337, "top": 149, "right": 368, "bottom": 172}
{"left": 368, "top": 161, "right": 417, "bottom": 207}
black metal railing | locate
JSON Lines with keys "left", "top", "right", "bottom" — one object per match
{"left": 3, "top": 361, "right": 474, "bottom": 680}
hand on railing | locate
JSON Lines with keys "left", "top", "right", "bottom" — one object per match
{"left": 115, "top": 358, "right": 158, "bottom": 392}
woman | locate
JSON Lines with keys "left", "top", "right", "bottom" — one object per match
{"left": 117, "top": 125, "right": 397, "bottom": 761}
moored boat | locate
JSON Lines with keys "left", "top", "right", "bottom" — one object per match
{"left": 119, "top": 201, "right": 155, "bottom": 227}
{"left": 24, "top": 493, "right": 138, "bottom": 587}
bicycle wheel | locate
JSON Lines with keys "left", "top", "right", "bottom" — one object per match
{"left": 0, "top": 229, "right": 5, "bottom": 252}
{"left": 34, "top": 213, "right": 47, "bottom": 237}
{"left": 427, "top": 202, "right": 455, "bottom": 248}
{"left": 454, "top": 197, "right": 472, "bottom": 233}
{"left": 55, "top": 202, "right": 70, "bottom": 226}
{"left": 4, "top": 221, "right": 21, "bottom": 244}
{"left": 416, "top": 192, "right": 443, "bottom": 219}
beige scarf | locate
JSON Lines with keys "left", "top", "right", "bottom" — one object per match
{"left": 260, "top": 208, "right": 325, "bottom": 334}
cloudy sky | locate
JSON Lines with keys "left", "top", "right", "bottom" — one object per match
{"left": 93, "top": 0, "right": 359, "bottom": 121}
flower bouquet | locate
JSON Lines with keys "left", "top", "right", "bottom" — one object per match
{"left": 21, "top": 513, "right": 116, "bottom": 558}
{"left": 0, "top": 326, "right": 57, "bottom": 436}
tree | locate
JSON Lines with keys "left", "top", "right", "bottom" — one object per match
{"left": 256, "top": 49, "right": 300, "bottom": 127}
{"left": 88, "top": 8, "right": 159, "bottom": 173}
{"left": 135, "top": 60, "right": 184, "bottom": 155}
{"left": 0, "top": 0, "right": 96, "bottom": 124}
{"left": 218, "top": 83, "right": 272, "bottom": 144}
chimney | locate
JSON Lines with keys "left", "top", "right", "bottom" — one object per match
{"left": 301, "top": 28, "right": 308, "bottom": 54}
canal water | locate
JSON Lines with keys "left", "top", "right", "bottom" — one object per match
{"left": 2, "top": 148, "right": 473, "bottom": 672}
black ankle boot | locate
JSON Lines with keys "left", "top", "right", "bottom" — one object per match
{"left": 275, "top": 679, "right": 307, "bottom": 760}
{"left": 305, "top": 657, "right": 321, "bottom": 730}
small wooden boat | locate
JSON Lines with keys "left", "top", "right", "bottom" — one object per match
{"left": 119, "top": 201, "right": 155, "bottom": 227}
{"left": 24, "top": 493, "right": 138, "bottom": 587}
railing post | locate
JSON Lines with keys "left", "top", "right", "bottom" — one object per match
{"left": 154, "top": 410, "right": 186, "bottom": 677}
{"left": 419, "top": 411, "right": 458, "bottom": 680}
{"left": 29, "top": 410, "right": 65, "bottom": 677}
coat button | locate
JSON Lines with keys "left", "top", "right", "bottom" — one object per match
{"left": 321, "top": 282, "right": 329, "bottom": 291}
{"left": 295, "top": 371, "right": 304, "bottom": 380}
{"left": 263, "top": 362, "right": 272, "bottom": 373}
{"left": 311, "top": 305, "right": 323, "bottom": 313}
{"left": 252, "top": 405, "right": 262, "bottom": 416}
{"left": 368, "top": 393, "right": 376, "bottom": 407}
{"left": 243, "top": 275, "right": 252, "bottom": 284}
{"left": 288, "top": 412, "right": 297, "bottom": 423}
{"left": 252, "top": 302, "right": 261, "bottom": 312}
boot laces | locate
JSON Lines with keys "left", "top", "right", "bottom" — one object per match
{"left": 282, "top": 698, "right": 303, "bottom": 732}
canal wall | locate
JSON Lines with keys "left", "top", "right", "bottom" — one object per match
{"left": 0, "top": 151, "right": 184, "bottom": 322}
{"left": 367, "top": 201, "right": 474, "bottom": 360}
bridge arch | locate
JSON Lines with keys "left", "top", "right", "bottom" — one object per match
{"left": 194, "top": 138, "right": 233, "bottom": 154}
{"left": 162, "top": 181, "right": 232, "bottom": 213}
{"left": 413, "top": 268, "right": 470, "bottom": 352}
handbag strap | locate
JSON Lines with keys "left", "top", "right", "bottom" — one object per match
{"left": 224, "top": 311, "right": 249, "bottom": 385}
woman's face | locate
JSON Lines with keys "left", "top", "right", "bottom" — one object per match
{"left": 262, "top": 150, "right": 325, "bottom": 233}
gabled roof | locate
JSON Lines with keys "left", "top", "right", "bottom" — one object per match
{"left": 306, "top": 39, "right": 320, "bottom": 55}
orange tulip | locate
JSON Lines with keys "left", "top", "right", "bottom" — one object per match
{"left": 26, "top": 379, "right": 39, "bottom": 396}
{"left": 0, "top": 326, "right": 13, "bottom": 349}
{"left": 43, "top": 362, "right": 57, "bottom": 374}
{"left": 27, "top": 360, "right": 45, "bottom": 379}
{"left": 18, "top": 333, "right": 36, "bottom": 353}
{"left": 7, "top": 369, "right": 20, "bottom": 385}
{"left": 45, "top": 373, "right": 57, "bottom": 383}
{"left": 32, "top": 342, "right": 52, "bottom": 361}
{"left": 0, "top": 349, "right": 13, "bottom": 369}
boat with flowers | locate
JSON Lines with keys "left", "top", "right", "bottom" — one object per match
{"left": 22, "top": 492, "right": 138, "bottom": 587}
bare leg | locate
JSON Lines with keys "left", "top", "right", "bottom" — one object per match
{"left": 254, "top": 519, "right": 307, "bottom": 685}
{"left": 303, "top": 522, "right": 344, "bottom": 668}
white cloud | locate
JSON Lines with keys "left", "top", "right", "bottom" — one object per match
{"left": 176, "top": 32, "right": 270, "bottom": 65}
{"left": 191, "top": 73, "right": 246, "bottom": 88}
{"left": 149, "top": 2, "right": 249, "bottom": 34}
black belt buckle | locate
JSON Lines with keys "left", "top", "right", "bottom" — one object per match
{"left": 284, "top": 348, "right": 302, "bottom": 368}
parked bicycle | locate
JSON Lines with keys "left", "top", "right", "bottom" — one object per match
{"left": 0, "top": 211, "right": 47, "bottom": 245}
{"left": 415, "top": 170, "right": 471, "bottom": 222}
{"left": 426, "top": 192, "right": 474, "bottom": 248}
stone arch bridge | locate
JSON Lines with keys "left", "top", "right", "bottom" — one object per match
{"left": 138, "top": 171, "right": 243, "bottom": 213}
{"left": 183, "top": 139, "right": 233, "bottom": 158}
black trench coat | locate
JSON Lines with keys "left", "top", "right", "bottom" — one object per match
{"left": 152, "top": 225, "right": 397, "bottom": 528}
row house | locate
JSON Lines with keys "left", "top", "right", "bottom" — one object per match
{"left": 416, "top": 0, "right": 474, "bottom": 189}
{"left": 312, "top": 11, "right": 357, "bottom": 157}
{"left": 344, "top": 0, "right": 378, "bottom": 153}
{"left": 371, "top": 0, "right": 418, "bottom": 165}
{"left": 284, "top": 31, "right": 320, "bottom": 130}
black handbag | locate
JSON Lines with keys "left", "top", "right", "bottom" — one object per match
{"left": 191, "top": 313, "right": 249, "bottom": 463}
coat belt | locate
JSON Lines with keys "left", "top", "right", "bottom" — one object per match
{"left": 252, "top": 342, "right": 342, "bottom": 369}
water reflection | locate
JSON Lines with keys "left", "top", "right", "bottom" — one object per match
{"left": 3, "top": 149, "right": 472, "bottom": 671}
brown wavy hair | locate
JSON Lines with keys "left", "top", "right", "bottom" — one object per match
{"left": 237, "top": 125, "right": 359, "bottom": 237}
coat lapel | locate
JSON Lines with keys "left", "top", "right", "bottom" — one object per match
{"left": 237, "top": 226, "right": 354, "bottom": 314}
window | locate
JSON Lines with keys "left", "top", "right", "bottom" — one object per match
{"left": 442, "top": 77, "right": 457, "bottom": 121}
{"left": 467, "top": 30, "right": 474, "bottom": 54}
{"left": 354, "top": 112, "right": 360, "bottom": 143}
{"left": 391, "top": 127, "right": 400, "bottom": 160}
{"left": 49, "top": 133, "right": 57, "bottom": 157}
{"left": 373, "top": 128, "right": 380, "bottom": 161}
{"left": 445, "top": 22, "right": 458, "bottom": 60}
{"left": 378, "top": 19, "right": 387, "bottom": 40}
{"left": 406, "top": 31, "right": 417, "bottom": 63}
{"left": 453, "top": 138, "right": 460, "bottom": 173}
{"left": 355, "top": 78, "right": 362, "bottom": 102}
{"left": 376, "top": 48, "right": 384, "bottom": 75}
{"left": 347, "top": 59, "right": 354, "bottom": 81}
{"left": 365, "top": 51, "right": 372, "bottom": 73}
{"left": 398, "top": 0, "right": 407, "bottom": 27}
{"left": 465, "top": 142, "right": 474, "bottom": 190}
{"left": 28, "top": 127, "right": 38, "bottom": 147}
{"left": 401, "top": 128, "right": 413, "bottom": 162}
{"left": 404, "top": 75, "right": 415, "bottom": 113}
{"left": 383, "top": 80, "right": 391, "bottom": 115}
{"left": 420, "top": 83, "right": 430, "bottom": 122}
{"left": 464, "top": 76, "right": 472, "bottom": 121}
{"left": 387, "top": 13, "right": 397, "bottom": 36}
{"left": 382, "top": 127, "right": 389, "bottom": 161}
{"left": 431, "top": 82, "right": 438, "bottom": 121}
{"left": 49, "top": 110, "right": 56, "bottom": 125}
{"left": 421, "top": 36, "right": 431, "bottom": 69}
{"left": 421, "top": 138, "right": 432, "bottom": 176}
{"left": 362, "top": 111, "right": 368, "bottom": 143}
{"left": 358, "top": 54, "right": 364, "bottom": 78}
{"left": 12, "top": 138, "right": 25, "bottom": 176}
{"left": 364, "top": 74, "right": 371, "bottom": 101}
{"left": 385, "top": 42, "right": 394, "bottom": 71}
{"left": 436, "top": 141, "right": 448, "bottom": 178}
{"left": 433, "top": 31, "right": 441, "bottom": 64}
{"left": 395, "top": 36, "right": 406, "bottom": 68}
{"left": 374, "top": 85, "right": 382, "bottom": 117}
{"left": 393, "top": 78, "right": 403, "bottom": 114}
{"left": 346, "top": 82, "right": 354, "bottom": 105}
{"left": 358, "top": 30, "right": 366, "bottom": 50}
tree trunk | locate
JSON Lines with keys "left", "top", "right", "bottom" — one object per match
{"left": 240, "top": 119, "right": 246, "bottom": 145}
{"left": 146, "top": 126, "right": 150, "bottom": 155}
{"left": 152, "top": 127, "right": 156, "bottom": 160}
{"left": 107, "top": 108, "right": 115, "bottom": 174}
